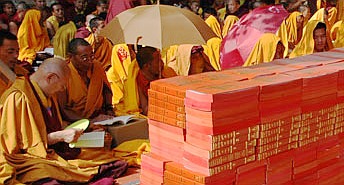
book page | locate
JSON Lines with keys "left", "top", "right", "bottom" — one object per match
{"left": 69, "top": 131, "right": 104, "bottom": 148}
{"left": 93, "top": 115, "right": 137, "bottom": 125}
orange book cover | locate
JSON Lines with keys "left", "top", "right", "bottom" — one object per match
{"left": 164, "top": 170, "right": 183, "bottom": 183}
{"left": 149, "top": 98, "right": 185, "bottom": 113}
{"left": 165, "top": 161, "right": 183, "bottom": 176}
{"left": 182, "top": 157, "right": 232, "bottom": 176}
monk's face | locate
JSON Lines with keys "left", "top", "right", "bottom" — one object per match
{"left": 3, "top": 3, "right": 15, "bottom": 17}
{"left": 96, "top": 3, "right": 108, "bottom": 14}
{"left": 313, "top": 28, "right": 327, "bottom": 52}
{"left": 74, "top": 0, "right": 86, "bottom": 12}
{"left": 72, "top": 45, "right": 94, "bottom": 72}
{"left": 227, "top": 0, "right": 240, "bottom": 14}
{"left": 52, "top": 4, "right": 64, "bottom": 19}
{"left": 0, "top": 39, "right": 19, "bottom": 69}
{"left": 35, "top": 0, "right": 46, "bottom": 10}
{"left": 147, "top": 50, "right": 163, "bottom": 80}
{"left": 189, "top": 52, "right": 206, "bottom": 75}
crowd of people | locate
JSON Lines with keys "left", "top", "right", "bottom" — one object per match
{"left": 0, "top": 0, "right": 343, "bottom": 184}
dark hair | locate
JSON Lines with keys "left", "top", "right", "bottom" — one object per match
{"left": 136, "top": 46, "right": 157, "bottom": 69}
{"left": 98, "top": 12, "right": 107, "bottom": 20}
{"left": 68, "top": 38, "right": 90, "bottom": 55}
{"left": 97, "top": 0, "right": 107, "bottom": 6}
{"left": 1, "top": 1, "right": 15, "bottom": 13}
{"left": 72, "top": 14, "right": 86, "bottom": 29}
{"left": 202, "top": 6, "right": 217, "bottom": 16}
{"left": 0, "top": 30, "right": 17, "bottom": 46}
{"left": 314, "top": 21, "right": 327, "bottom": 32}
{"left": 50, "top": 2, "right": 62, "bottom": 10}
{"left": 261, "top": 0, "right": 275, "bottom": 5}
{"left": 89, "top": 16, "right": 104, "bottom": 30}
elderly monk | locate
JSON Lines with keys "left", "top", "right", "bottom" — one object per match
{"left": 0, "top": 57, "right": 128, "bottom": 184}
{"left": 17, "top": 9, "right": 50, "bottom": 64}
{"left": 290, "top": 20, "right": 332, "bottom": 58}
{"left": 85, "top": 16, "right": 113, "bottom": 71}
{"left": 244, "top": 33, "right": 284, "bottom": 67}
{"left": 0, "top": 30, "right": 33, "bottom": 96}
{"left": 57, "top": 38, "right": 114, "bottom": 122}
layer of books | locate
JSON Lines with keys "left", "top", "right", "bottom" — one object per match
{"left": 141, "top": 49, "right": 344, "bottom": 185}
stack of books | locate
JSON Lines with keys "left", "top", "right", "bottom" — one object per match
{"left": 251, "top": 74, "right": 302, "bottom": 160}
{"left": 140, "top": 153, "right": 170, "bottom": 185}
{"left": 183, "top": 80, "right": 260, "bottom": 175}
{"left": 284, "top": 66, "right": 338, "bottom": 147}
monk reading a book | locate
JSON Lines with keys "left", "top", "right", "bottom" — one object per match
{"left": 0, "top": 58, "right": 128, "bottom": 184}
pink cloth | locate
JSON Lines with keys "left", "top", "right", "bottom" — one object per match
{"left": 75, "top": 27, "right": 91, "bottom": 38}
{"left": 105, "top": 0, "right": 133, "bottom": 24}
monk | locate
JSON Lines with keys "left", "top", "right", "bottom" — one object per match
{"left": 46, "top": 2, "right": 65, "bottom": 39}
{"left": 168, "top": 45, "right": 215, "bottom": 76}
{"left": 57, "top": 38, "right": 114, "bottom": 122}
{"left": 222, "top": 15, "right": 239, "bottom": 38}
{"left": 203, "top": 7, "right": 222, "bottom": 39}
{"left": 244, "top": 33, "right": 285, "bottom": 66}
{"left": 53, "top": 14, "right": 85, "bottom": 59}
{"left": 0, "top": 58, "right": 128, "bottom": 184}
{"left": 17, "top": 9, "right": 50, "bottom": 64}
{"left": 0, "top": 30, "right": 33, "bottom": 96}
{"left": 290, "top": 20, "right": 332, "bottom": 58}
{"left": 85, "top": 16, "right": 113, "bottom": 70}
{"left": 136, "top": 46, "right": 164, "bottom": 116}
{"left": 333, "top": 21, "right": 344, "bottom": 48}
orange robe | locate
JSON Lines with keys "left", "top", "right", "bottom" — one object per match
{"left": 58, "top": 62, "right": 111, "bottom": 121}
{"left": 17, "top": 9, "right": 50, "bottom": 63}
{"left": 85, "top": 33, "right": 113, "bottom": 70}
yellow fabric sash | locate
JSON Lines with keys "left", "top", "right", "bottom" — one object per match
{"left": 18, "top": 9, "right": 50, "bottom": 63}
{"left": 168, "top": 45, "right": 193, "bottom": 76}
{"left": 337, "top": 0, "right": 344, "bottom": 21}
{"left": 244, "top": 33, "right": 281, "bottom": 67}
{"left": 46, "top": 15, "right": 59, "bottom": 33}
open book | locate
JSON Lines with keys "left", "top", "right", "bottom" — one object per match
{"left": 93, "top": 115, "right": 138, "bottom": 126}
{"left": 69, "top": 131, "right": 104, "bottom": 148}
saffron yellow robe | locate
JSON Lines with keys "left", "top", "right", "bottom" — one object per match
{"left": 17, "top": 9, "right": 50, "bottom": 63}
{"left": 222, "top": 15, "right": 239, "bottom": 38}
{"left": 106, "top": 44, "right": 140, "bottom": 115}
{"left": 290, "top": 20, "right": 333, "bottom": 58}
{"left": 53, "top": 21, "right": 77, "bottom": 59}
{"left": 277, "top": 12, "right": 302, "bottom": 57}
{"left": 202, "top": 37, "right": 222, "bottom": 71}
{"left": 244, "top": 33, "right": 281, "bottom": 67}
{"left": 46, "top": 15, "right": 60, "bottom": 34}
{"left": 337, "top": 0, "right": 344, "bottom": 21}
{"left": 0, "top": 77, "right": 117, "bottom": 184}
{"left": 0, "top": 60, "right": 16, "bottom": 96}
{"left": 330, "top": 20, "right": 343, "bottom": 41}
{"left": 205, "top": 15, "right": 222, "bottom": 39}
{"left": 333, "top": 21, "right": 344, "bottom": 48}
{"left": 168, "top": 45, "right": 193, "bottom": 76}
{"left": 85, "top": 33, "right": 113, "bottom": 70}
{"left": 59, "top": 62, "right": 111, "bottom": 121}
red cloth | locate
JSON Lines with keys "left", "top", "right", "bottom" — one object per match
{"left": 136, "top": 70, "right": 149, "bottom": 98}
{"left": 75, "top": 26, "right": 91, "bottom": 38}
{"left": 105, "top": 0, "right": 133, "bottom": 24}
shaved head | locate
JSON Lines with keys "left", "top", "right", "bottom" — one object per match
{"left": 31, "top": 58, "right": 70, "bottom": 96}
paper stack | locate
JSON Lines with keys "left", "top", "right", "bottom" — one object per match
{"left": 284, "top": 66, "right": 339, "bottom": 147}
{"left": 183, "top": 80, "right": 260, "bottom": 175}
{"left": 251, "top": 74, "right": 302, "bottom": 160}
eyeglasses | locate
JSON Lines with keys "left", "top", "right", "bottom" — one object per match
{"left": 76, "top": 53, "right": 95, "bottom": 62}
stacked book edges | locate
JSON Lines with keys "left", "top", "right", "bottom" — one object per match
{"left": 142, "top": 49, "right": 344, "bottom": 185}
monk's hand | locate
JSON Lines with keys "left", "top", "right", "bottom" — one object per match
{"left": 61, "top": 128, "right": 84, "bottom": 143}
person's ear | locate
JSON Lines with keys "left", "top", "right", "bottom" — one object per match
{"left": 46, "top": 73, "right": 58, "bottom": 84}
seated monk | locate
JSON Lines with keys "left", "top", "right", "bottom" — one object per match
{"left": 17, "top": 9, "right": 50, "bottom": 64}
{"left": 244, "top": 33, "right": 285, "bottom": 67}
{"left": 290, "top": 20, "right": 332, "bottom": 58}
{"left": 85, "top": 16, "right": 113, "bottom": 71}
{"left": 168, "top": 45, "right": 215, "bottom": 76}
{"left": 0, "top": 30, "right": 34, "bottom": 96}
{"left": 0, "top": 58, "right": 128, "bottom": 184}
{"left": 57, "top": 38, "right": 114, "bottom": 123}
